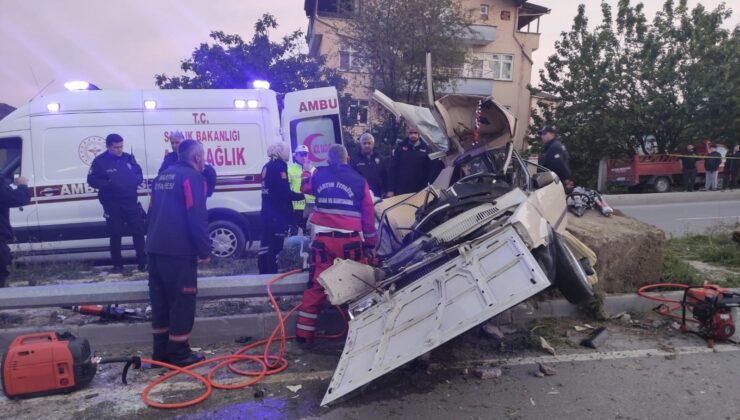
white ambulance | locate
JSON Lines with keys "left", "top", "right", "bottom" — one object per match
{"left": 0, "top": 85, "right": 342, "bottom": 260}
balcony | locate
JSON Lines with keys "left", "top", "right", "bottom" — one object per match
{"left": 437, "top": 68, "right": 494, "bottom": 96}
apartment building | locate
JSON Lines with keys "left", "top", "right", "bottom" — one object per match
{"left": 304, "top": 0, "right": 549, "bottom": 150}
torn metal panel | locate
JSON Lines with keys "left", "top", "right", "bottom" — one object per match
{"left": 321, "top": 226, "right": 551, "bottom": 406}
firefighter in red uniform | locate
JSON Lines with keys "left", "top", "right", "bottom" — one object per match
{"left": 296, "top": 144, "right": 377, "bottom": 347}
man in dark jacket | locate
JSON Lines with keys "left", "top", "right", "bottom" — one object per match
{"left": 258, "top": 142, "right": 304, "bottom": 274}
{"left": 538, "top": 125, "right": 574, "bottom": 192}
{"left": 146, "top": 140, "right": 211, "bottom": 366}
{"left": 87, "top": 133, "right": 146, "bottom": 272}
{"left": 159, "top": 131, "right": 217, "bottom": 197}
{"left": 351, "top": 133, "right": 386, "bottom": 197}
{"left": 722, "top": 144, "right": 739, "bottom": 191}
{"left": 0, "top": 175, "right": 30, "bottom": 287}
{"left": 704, "top": 144, "right": 721, "bottom": 191}
{"left": 388, "top": 126, "right": 432, "bottom": 196}
{"left": 680, "top": 144, "right": 698, "bottom": 192}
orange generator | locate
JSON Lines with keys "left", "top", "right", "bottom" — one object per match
{"left": 2, "top": 332, "right": 96, "bottom": 398}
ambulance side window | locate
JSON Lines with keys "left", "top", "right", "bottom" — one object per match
{"left": 289, "top": 115, "right": 342, "bottom": 167}
{"left": 0, "top": 137, "right": 22, "bottom": 182}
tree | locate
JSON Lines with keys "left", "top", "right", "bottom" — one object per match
{"left": 535, "top": 0, "right": 737, "bottom": 187}
{"left": 155, "top": 14, "right": 345, "bottom": 101}
{"left": 341, "top": 0, "right": 473, "bottom": 104}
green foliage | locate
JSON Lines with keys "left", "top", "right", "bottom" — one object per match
{"left": 155, "top": 14, "right": 346, "bottom": 102}
{"left": 666, "top": 231, "right": 740, "bottom": 270}
{"left": 536, "top": 1, "right": 739, "bottom": 187}
{"left": 341, "top": 0, "right": 473, "bottom": 103}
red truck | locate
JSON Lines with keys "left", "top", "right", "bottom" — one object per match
{"left": 606, "top": 144, "right": 725, "bottom": 193}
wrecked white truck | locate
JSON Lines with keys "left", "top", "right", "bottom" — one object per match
{"left": 317, "top": 91, "right": 595, "bottom": 406}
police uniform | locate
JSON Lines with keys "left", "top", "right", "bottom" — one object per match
{"left": 389, "top": 139, "right": 433, "bottom": 195}
{"left": 258, "top": 158, "right": 304, "bottom": 274}
{"left": 538, "top": 138, "right": 573, "bottom": 189}
{"left": 296, "top": 163, "right": 377, "bottom": 343}
{"left": 146, "top": 160, "right": 210, "bottom": 366}
{"left": 0, "top": 179, "right": 30, "bottom": 287}
{"left": 159, "top": 151, "right": 217, "bottom": 197}
{"left": 351, "top": 151, "right": 386, "bottom": 197}
{"left": 87, "top": 150, "right": 146, "bottom": 269}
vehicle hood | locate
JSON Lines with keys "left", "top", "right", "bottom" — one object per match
{"left": 371, "top": 90, "right": 516, "bottom": 156}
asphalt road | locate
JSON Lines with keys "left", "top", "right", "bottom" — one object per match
{"left": 617, "top": 200, "right": 739, "bottom": 237}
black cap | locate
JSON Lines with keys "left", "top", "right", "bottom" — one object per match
{"left": 538, "top": 125, "right": 557, "bottom": 135}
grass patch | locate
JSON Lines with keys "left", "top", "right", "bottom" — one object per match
{"left": 8, "top": 260, "right": 94, "bottom": 286}
{"left": 664, "top": 227, "right": 740, "bottom": 286}
{"left": 666, "top": 231, "right": 740, "bottom": 270}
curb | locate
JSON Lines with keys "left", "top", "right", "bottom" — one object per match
{"left": 604, "top": 190, "right": 740, "bottom": 206}
{"left": 1, "top": 292, "right": 690, "bottom": 350}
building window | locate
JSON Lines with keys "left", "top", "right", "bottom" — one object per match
{"left": 347, "top": 100, "right": 369, "bottom": 124}
{"left": 465, "top": 54, "right": 486, "bottom": 78}
{"left": 500, "top": 10, "right": 511, "bottom": 21}
{"left": 480, "top": 4, "right": 489, "bottom": 19}
{"left": 339, "top": 47, "right": 359, "bottom": 71}
{"left": 492, "top": 54, "right": 513, "bottom": 81}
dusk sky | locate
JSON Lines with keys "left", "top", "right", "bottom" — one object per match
{"left": 1, "top": 0, "right": 736, "bottom": 107}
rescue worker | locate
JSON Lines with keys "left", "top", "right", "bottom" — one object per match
{"left": 87, "top": 133, "right": 147, "bottom": 273}
{"left": 538, "top": 125, "right": 574, "bottom": 193}
{"left": 387, "top": 126, "right": 432, "bottom": 197}
{"left": 146, "top": 139, "right": 210, "bottom": 366}
{"left": 0, "top": 174, "right": 30, "bottom": 288}
{"left": 296, "top": 144, "right": 377, "bottom": 347}
{"left": 258, "top": 142, "right": 304, "bottom": 274}
{"left": 351, "top": 132, "right": 386, "bottom": 198}
{"left": 287, "top": 144, "right": 315, "bottom": 233}
{"left": 680, "top": 144, "right": 698, "bottom": 192}
{"left": 159, "top": 131, "right": 217, "bottom": 197}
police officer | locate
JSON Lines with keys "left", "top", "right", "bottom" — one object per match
{"left": 387, "top": 126, "right": 432, "bottom": 196}
{"left": 351, "top": 133, "right": 386, "bottom": 198}
{"left": 87, "top": 133, "right": 146, "bottom": 272}
{"left": 538, "top": 126, "right": 574, "bottom": 192}
{"left": 159, "top": 131, "right": 217, "bottom": 197}
{"left": 258, "top": 142, "right": 304, "bottom": 274}
{"left": 680, "top": 144, "right": 698, "bottom": 192}
{"left": 0, "top": 175, "right": 30, "bottom": 288}
{"left": 146, "top": 140, "right": 210, "bottom": 366}
{"left": 296, "top": 144, "right": 377, "bottom": 347}
{"left": 287, "top": 144, "right": 315, "bottom": 233}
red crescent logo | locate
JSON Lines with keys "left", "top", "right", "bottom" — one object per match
{"left": 303, "top": 133, "right": 323, "bottom": 162}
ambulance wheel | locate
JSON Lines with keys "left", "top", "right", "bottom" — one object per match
{"left": 208, "top": 220, "right": 246, "bottom": 259}
{"left": 553, "top": 233, "right": 593, "bottom": 304}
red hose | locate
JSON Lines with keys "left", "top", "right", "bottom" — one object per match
{"left": 637, "top": 282, "right": 703, "bottom": 323}
{"left": 140, "top": 269, "right": 348, "bottom": 409}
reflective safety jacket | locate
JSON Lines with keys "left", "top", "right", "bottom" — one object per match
{"left": 301, "top": 163, "right": 377, "bottom": 246}
{"left": 288, "top": 163, "right": 314, "bottom": 210}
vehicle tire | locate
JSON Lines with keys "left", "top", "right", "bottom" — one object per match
{"left": 532, "top": 231, "right": 557, "bottom": 284}
{"left": 208, "top": 220, "right": 246, "bottom": 259}
{"left": 553, "top": 233, "right": 593, "bottom": 304}
{"left": 652, "top": 177, "right": 671, "bottom": 193}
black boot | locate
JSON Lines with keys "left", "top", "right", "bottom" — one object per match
{"left": 167, "top": 340, "right": 205, "bottom": 367}
{"left": 152, "top": 333, "right": 169, "bottom": 363}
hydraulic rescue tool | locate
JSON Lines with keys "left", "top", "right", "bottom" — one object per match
{"left": 638, "top": 282, "right": 740, "bottom": 347}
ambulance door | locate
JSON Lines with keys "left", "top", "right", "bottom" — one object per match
{"left": 1, "top": 132, "right": 40, "bottom": 252}
{"left": 282, "top": 87, "right": 343, "bottom": 167}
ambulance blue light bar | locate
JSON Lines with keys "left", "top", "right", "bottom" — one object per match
{"left": 63, "top": 81, "right": 100, "bottom": 91}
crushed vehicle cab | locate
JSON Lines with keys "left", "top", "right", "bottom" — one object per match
{"left": 317, "top": 91, "right": 595, "bottom": 406}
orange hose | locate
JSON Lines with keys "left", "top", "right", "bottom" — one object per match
{"left": 637, "top": 283, "right": 700, "bottom": 323}
{"left": 140, "top": 269, "right": 348, "bottom": 409}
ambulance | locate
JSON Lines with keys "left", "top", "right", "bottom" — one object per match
{"left": 0, "top": 84, "right": 342, "bottom": 260}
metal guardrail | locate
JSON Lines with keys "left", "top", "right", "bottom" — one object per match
{"left": 0, "top": 272, "right": 309, "bottom": 310}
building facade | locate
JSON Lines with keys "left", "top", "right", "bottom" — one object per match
{"left": 304, "top": 0, "right": 549, "bottom": 149}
